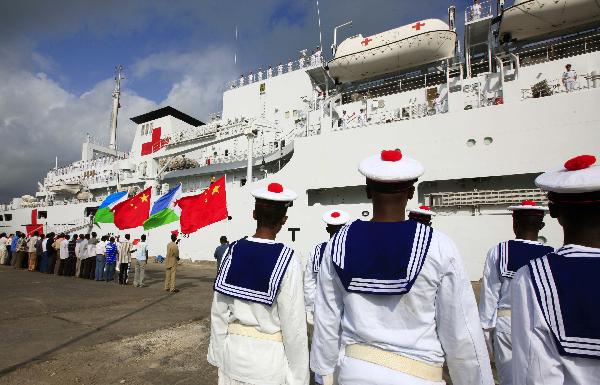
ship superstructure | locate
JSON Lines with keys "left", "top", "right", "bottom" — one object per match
{"left": 2, "top": 0, "right": 600, "bottom": 279}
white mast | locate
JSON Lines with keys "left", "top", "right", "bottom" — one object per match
{"left": 108, "top": 65, "right": 124, "bottom": 152}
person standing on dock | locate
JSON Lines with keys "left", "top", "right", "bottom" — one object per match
{"left": 512, "top": 154, "right": 600, "bottom": 384}
{"left": 479, "top": 200, "right": 553, "bottom": 385}
{"left": 133, "top": 234, "right": 148, "bottom": 287}
{"left": 310, "top": 149, "right": 493, "bottom": 385}
{"left": 213, "top": 235, "right": 229, "bottom": 269}
{"left": 304, "top": 210, "right": 350, "bottom": 385}
{"left": 27, "top": 231, "right": 39, "bottom": 271}
{"left": 104, "top": 237, "right": 118, "bottom": 282}
{"left": 208, "top": 182, "right": 309, "bottom": 385}
{"left": 164, "top": 233, "right": 179, "bottom": 293}
{"left": 117, "top": 234, "right": 133, "bottom": 285}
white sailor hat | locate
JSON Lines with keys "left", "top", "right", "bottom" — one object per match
{"left": 535, "top": 155, "right": 600, "bottom": 194}
{"left": 408, "top": 205, "right": 436, "bottom": 217}
{"left": 322, "top": 210, "right": 351, "bottom": 226}
{"left": 358, "top": 149, "right": 425, "bottom": 182}
{"left": 508, "top": 200, "right": 549, "bottom": 213}
{"left": 251, "top": 182, "right": 297, "bottom": 203}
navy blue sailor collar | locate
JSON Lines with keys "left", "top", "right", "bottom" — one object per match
{"left": 214, "top": 236, "right": 295, "bottom": 306}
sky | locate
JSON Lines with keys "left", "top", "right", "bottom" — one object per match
{"left": 0, "top": 0, "right": 473, "bottom": 202}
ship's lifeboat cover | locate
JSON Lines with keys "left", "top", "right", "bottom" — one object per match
{"left": 328, "top": 19, "right": 456, "bottom": 84}
{"left": 500, "top": 0, "right": 600, "bottom": 42}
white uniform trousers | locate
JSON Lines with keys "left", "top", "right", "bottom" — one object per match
{"left": 218, "top": 370, "right": 285, "bottom": 385}
{"left": 565, "top": 81, "right": 576, "bottom": 92}
{"left": 337, "top": 356, "right": 445, "bottom": 385}
{"left": 493, "top": 316, "right": 512, "bottom": 385}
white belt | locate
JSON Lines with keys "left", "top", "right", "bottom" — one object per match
{"left": 497, "top": 309, "right": 512, "bottom": 318}
{"left": 227, "top": 323, "right": 283, "bottom": 342}
{"left": 345, "top": 344, "right": 443, "bottom": 382}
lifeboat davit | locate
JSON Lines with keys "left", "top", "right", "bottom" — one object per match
{"left": 500, "top": 0, "right": 600, "bottom": 42}
{"left": 327, "top": 19, "right": 456, "bottom": 84}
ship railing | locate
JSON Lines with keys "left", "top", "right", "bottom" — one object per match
{"left": 226, "top": 54, "right": 324, "bottom": 90}
{"left": 424, "top": 188, "right": 548, "bottom": 208}
{"left": 465, "top": 1, "right": 493, "bottom": 24}
{"left": 518, "top": 31, "right": 600, "bottom": 68}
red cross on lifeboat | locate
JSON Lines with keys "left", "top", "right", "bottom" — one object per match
{"left": 412, "top": 21, "right": 426, "bottom": 31}
{"left": 141, "top": 127, "right": 171, "bottom": 156}
{"left": 361, "top": 37, "right": 373, "bottom": 46}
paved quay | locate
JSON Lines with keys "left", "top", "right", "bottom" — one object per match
{"left": 0, "top": 262, "right": 219, "bottom": 385}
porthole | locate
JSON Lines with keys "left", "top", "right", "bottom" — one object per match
{"left": 466, "top": 139, "right": 476, "bottom": 147}
{"left": 484, "top": 137, "right": 493, "bottom": 145}
{"left": 538, "top": 236, "right": 547, "bottom": 244}
{"left": 361, "top": 210, "right": 370, "bottom": 217}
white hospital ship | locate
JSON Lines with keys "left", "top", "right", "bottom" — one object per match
{"left": 2, "top": 0, "right": 600, "bottom": 279}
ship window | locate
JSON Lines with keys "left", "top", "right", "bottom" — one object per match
{"left": 285, "top": 111, "right": 290, "bottom": 119}
{"left": 274, "top": 141, "right": 279, "bottom": 148}
{"left": 84, "top": 207, "right": 98, "bottom": 217}
{"left": 483, "top": 137, "right": 493, "bottom": 145}
{"left": 0, "top": 215, "right": 3, "bottom": 221}
{"left": 4, "top": 214, "right": 12, "bottom": 221}
{"left": 293, "top": 110, "right": 299, "bottom": 118}
{"left": 224, "top": 149, "right": 229, "bottom": 156}
{"left": 466, "top": 139, "right": 476, "bottom": 147}
{"left": 37, "top": 211, "right": 47, "bottom": 219}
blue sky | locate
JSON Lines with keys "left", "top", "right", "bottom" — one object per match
{"left": 0, "top": 0, "right": 476, "bottom": 200}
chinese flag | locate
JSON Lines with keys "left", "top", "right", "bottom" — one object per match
{"left": 177, "top": 176, "right": 228, "bottom": 234}
{"left": 112, "top": 187, "right": 152, "bottom": 230}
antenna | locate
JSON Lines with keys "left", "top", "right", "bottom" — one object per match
{"left": 234, "top": 25, "right": 238, "bottom": 64}
{"left": 108, "top": 65, "right": 124, "bottom": 153}
{"left": 316, "top": 0, "right": 323, "bottom": 58}
{"left": 332, "top": 21, "right": 352, "bottom": 57}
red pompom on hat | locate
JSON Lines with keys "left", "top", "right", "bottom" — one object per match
{"left": 322, "top": 210, "right": 350, "bottom": 225}
{"left": 171, "top": 229, "right": 179, "bottom": 236}
{"left": 331, "top": 211, "right": 341, "bottom": 218}
{"left": 381, "top": 149, "right": 402, "bottom": 162}
{"left": 521, "top": 200, "right": 537, "bottom": 206}
{"left": 267, "top": 182, "right": 284, "bottom": 193}
{"left": 419, "top": 205, "right": 431, "bottom": 211}
{"left": 564, "top": 155, "right": 596, "bottom": 171}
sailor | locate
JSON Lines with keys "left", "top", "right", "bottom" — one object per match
{"left": 247, "top": 71, "right": 253, "bottom": 84}
{"left": 315, "top": 46, "right": 321, "bottom": 65}
{"left": 208, "top": 182, "right": 309, "bottom": 385}
{"left": 472, "top": 0, "right": 482, "bottom": 21}
{"left": 479, "top": 200, "right": 554, "bottom": 385}
{"left": 288, "top": 59, "right": 293, "bottom": 72}
{"left": 239, "top": 74, "right": 244, "bottom": 86}
{"left": 257, "top": 68, "right": 263, "bottom": 81}
{"left": 310, "top": 149, "right": 494, "bottom": 385}
{"left": 277, "top": 62, "right": 284, "bottom": 75}
{"left": 267, "top": 65, "right": 273, "bottom": 78}
{"left": 357, "top": 108, "right": 367, "bottom": 127}
{"left": 339, "top": 110, "right": 348, "bottom": 129}
{"left": 304, "top": 210, "right": 350, "bottom": 385}
{"left": 512, "top": 154, "right": 600, "bottom": 384}
{"left": 434, "top": 92, "right": 444, "bottom": 114}
{"left": 562, "top": 64, "right": 577, "bottom": 92}
{"left": 407, "top": 205, "right": 436, "bottom": 226}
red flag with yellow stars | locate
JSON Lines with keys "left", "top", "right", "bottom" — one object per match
{"left": 177, "top": 176, "right": 228, "bottom": 234}
{"left": 112, "top": 187, "right": 152, "bottom": 230}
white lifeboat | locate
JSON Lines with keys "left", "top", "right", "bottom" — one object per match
{"left": 328, "top": 19, "right": 456, "bottom": 84}
{"left": 500, "top": 0, "right": 600, "bottom": 42}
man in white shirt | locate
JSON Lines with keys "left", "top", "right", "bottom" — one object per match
{"left": 479, "top": 200, "right": 553, "bottom": 385}
{"left": 472, "top": 0, "right": 482, "bottom": 20}
{"left": 133, "top": 234, "right": 149, "bottom": 288}
{"left": 27, "top": 231, "right": 39, "bottom": 271}
{"left": 95, "top": 236, "right": 106, "bottom": 281}
{"left": 287, "top": 59, "right": 293, "bottom": 72}
{"left": 57, "top": 234, "right": 71, "bottom": 276}
{"left": 117, "top": 234, "right": 133, "bottom": 285}
{"left": 208, "top": 182, "right": 309, "bottom": 385}
{"left": 562, "top": 63, "right": 577, "bottom": 92}
{"left": 311, "top": 149, "right": 493, "bottom": 385}
{"left": 512, "top": 154, "right": 600, "bottom": 384}
{"left": 76, "top": 234, "right": 88, "bottom": 278}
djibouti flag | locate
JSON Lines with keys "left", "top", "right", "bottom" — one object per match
{"left": 94, "top": 191, "right": 128, "bottom": 224}
{"left": 143, "top": 184, "right": 182, "bottom": 230}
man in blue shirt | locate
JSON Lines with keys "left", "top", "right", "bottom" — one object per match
{"left": 104, "top": 237, "right": 118, "bottom": 282}
{"left": 10, "top": 232, "right": 20, "bottom": 267}
{"left": 213, "top": 236, "right": 229, "bottom": 269}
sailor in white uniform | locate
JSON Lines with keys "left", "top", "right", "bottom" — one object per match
{"left": 267, "top": 66, "right": 273, "bottom": 79}
{"left": 208, "top": 182, "right": 309, "bottom": 385}
{"left": 512, "top": 154, "right": 600, "bottom": 384}
{"left": 304, "top": 210, "right": 351, "bottom": 385}
{"left": 247, "top": 71, "right": 253, "bottom": 84}
{"left": 433, "top": 93, "right": 444, "bottom": 114}
{"left": 277, "top": 63, "right": 284, "bottom": 76}
{"left": 287, "top": 59, "right": 293, "bottom": 72}
{"left": 407, "top": 205, "right": 436, "bottom": 226}
{"left": 357, "top": 108, "right": 367, "bottom": 127}
{"left": 257, "top": 68, "right": 263, "bottom": 81}
{"left": 310, "top": 149, "right": 494, "bottom": 385}
{"left": 239, "top": 75, "right": 245, "bottom": 87}
{"left": 562, "top": 64, "right": 577, "bottom": 92}
{"left": 479, "top": 200, "right": 554, "bottom": 385}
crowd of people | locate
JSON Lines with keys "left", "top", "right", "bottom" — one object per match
{"left": 0, "top": 231, "right": 154, "bottom": 288}
{"left": 207, "top": 150, "right": 600, "bottom": 385}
